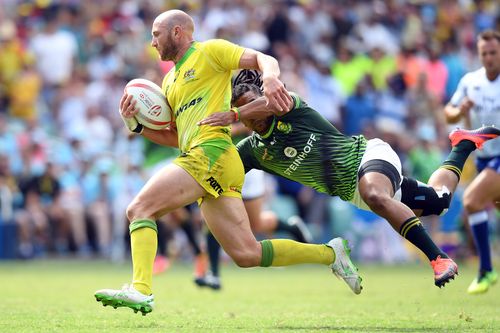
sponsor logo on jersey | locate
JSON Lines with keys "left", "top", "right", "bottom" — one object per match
{"left": 176, "top": 97, "right": 203, "bottom": 117}
{"left": 284, "top": 133, "right": 317, "bottom": 176}
{"left": 206, "top": 176, "right": 223, "bottom": 195}
{"left": 276, "top": 121, "right": 292, "bottom": 134}
{"left": 284, "top": 147, "right": 297, "bottom": 158}
{"left": 261, "top": 148, "right": 273, "bottom": 161}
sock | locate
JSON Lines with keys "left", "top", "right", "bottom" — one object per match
{"left": 275, "top": 219, "right": 304, "bottom": 242}
{"left": 260, "top": 239, "right": 334, "bottom": 267}
{"left": 468, "top": 210, "right": 492, "bottom": 273}
{"left": 156, "top": 220, "right": 168, "bottom": 257}
{"left": 399, "top": 216, "right": 447, "bottom": 261}
{"left": 180, "top": 220, "right": 201, "bottom": 256}
{"left": 130, "top": 219, "right": 158, "bottom": 295}
{"left": 440, "top": 140, "right": 476, "bottom": 180}
{"left": 206, "top": 231, "right": 221, "bottom": 276}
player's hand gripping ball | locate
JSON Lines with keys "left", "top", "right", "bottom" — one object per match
{"left": 125, "top": 78, "right": 172, "bottom": 130}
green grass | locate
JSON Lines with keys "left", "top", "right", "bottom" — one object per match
{"left": 0, "top": 260, "right": 498, "bottom": 333}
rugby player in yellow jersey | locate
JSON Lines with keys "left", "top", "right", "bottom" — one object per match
{"left": 94, "top": 10, "right": 362, "bottom": 315}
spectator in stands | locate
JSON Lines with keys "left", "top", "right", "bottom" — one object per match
{"left": 20, "top": 162, "right": 68, "bottom": 254}
{"left": 29, "top": 8, "right": 78, "bottom": 110}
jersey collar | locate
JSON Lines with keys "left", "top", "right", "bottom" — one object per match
{"left": 259, "top": 117, "right": 276, "bottom": 139}
{"left": 175, "top": 42, "right": 196, "bottom": 71}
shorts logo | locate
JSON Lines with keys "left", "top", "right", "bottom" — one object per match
{"left": 206, "top": 176, "right": 223, "bottom": 195}
{"left": 229, "top": 186, "right": 241, "bottom": 193}
{"left": 284, "top": 147, "right": 297, "bottom": 158}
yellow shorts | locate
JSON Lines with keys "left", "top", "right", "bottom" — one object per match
{"left": 173, "top": 143, "right": 244, "bottom": 200}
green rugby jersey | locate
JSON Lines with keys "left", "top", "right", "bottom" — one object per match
{"left": 237, "top": 94, "right": 367, "bottom": 201}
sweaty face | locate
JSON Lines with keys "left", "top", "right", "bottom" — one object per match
{"left": 478, "top": 39, "right": 500, "bottom": 74}
{"left": 151, "top": 21, "right": 179, "bottom": 61}
{"left": 234, "top": 91, "right": 272, "bottom": 134}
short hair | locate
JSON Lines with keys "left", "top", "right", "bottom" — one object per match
{"left": 233, "top": 69, "right": 263, "bottom": 89}
{"left": 478, "top": 30, "right": 500, "bottom": 43}
{"left": 232, "top": 70, "right": 264, "bottom": 105}
{"left": 231, "top": 83, "right": 262, "bottom": 105}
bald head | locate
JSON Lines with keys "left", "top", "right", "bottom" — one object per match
{"left": 154, "top": 9, "right": 194, "bottom": 35}
{"left": 151, "top": 9, "right": 195, "bottom": 62}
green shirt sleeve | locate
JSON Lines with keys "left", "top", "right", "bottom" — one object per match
{"left": 236, "top": 137, "right": 259, "bottom": 173}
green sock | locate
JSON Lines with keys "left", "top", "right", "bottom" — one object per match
{"left": 440, "top": 140, "right": 475, "bottom": 180}
{"left": 399, "top": 217, "right": 447, "bottom": 261}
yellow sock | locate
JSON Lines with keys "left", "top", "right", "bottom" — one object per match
{"left": 130, "top": 219, "right": 158, "bottom": 295}
{"left": 260, "top": 239, "right": 334, "bottom": 267}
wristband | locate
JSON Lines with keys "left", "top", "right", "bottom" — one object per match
{"left": 231, "top": 107, "right": 240, "bottom": 122}
{"left": 132, "top": 123, "right": 144, "bottom": 134}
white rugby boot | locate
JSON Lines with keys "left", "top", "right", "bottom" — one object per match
{"left": 327, "top": 237, "right": 363, "bottom": 295}
{"left": 95, "top": 284, "right": 155, "bottom": 315}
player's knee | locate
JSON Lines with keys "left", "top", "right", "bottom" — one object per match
{"left": 463, "top": 195, "right": 483, "bottom": 213}
{"left": 229, "top": 249, "right": 260, "bottom": 268}
{"left": 362, "top": 190, "right": 391, "bottom": 212}
{"left": 231, "top": 254, "right": 256, "bottom": 268}
{"left": 126, "top": 201, "right": 143, "bottom": 223}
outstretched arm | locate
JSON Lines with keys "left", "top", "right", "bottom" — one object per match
{"left": 198, "top": 95, "right": 293, "bottom": 127}
{"left": 238, "top": 49, "right": 292, "bottom": 112}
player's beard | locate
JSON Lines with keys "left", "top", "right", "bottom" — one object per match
{"left": 160, "top": 34, "right": 179, "bottom": 61}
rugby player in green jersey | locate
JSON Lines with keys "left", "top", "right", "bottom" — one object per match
{"left": 198, "top": 70, "right": 500, "bottom": 289}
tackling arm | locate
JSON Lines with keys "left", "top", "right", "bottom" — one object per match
{"left": 238, "top": 95, "right": 292, "bottom": 120}
{"left": 238, "top": 49, "right": 292, "bottom": 112}
{"left": 197, "top": 94, "right": 293, "bottom": 127}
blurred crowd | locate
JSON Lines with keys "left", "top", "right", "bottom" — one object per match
{"left": 0, "top": 0, "right": 498, "bottom": 263}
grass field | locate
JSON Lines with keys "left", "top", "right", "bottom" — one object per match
{"left": 0, "top": 259, "right": 498, "bottom": 333}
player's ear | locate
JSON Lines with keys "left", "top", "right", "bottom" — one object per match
{"left": 173, "top": 25, "right": 181, "bottom": 37}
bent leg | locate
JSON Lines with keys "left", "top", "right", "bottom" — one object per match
{"left": 127, "top": 164, "right": 206, "bottom": 221}
{"left": 400, "top": 177, "right": 451, "bottom": 217}
{"left": 129, "top": 164, "right": 207, "bottom": 295}
{"left": 463, "top": 169, "right": 500, "bottom": 212}
{"left": 200, "top": 195, "right": 334, "bottom": 268}
{"left": 464, "top": 169, "right": 500, "bottom": 275}
{"left": 201, "top": 195, "right": 260, "bottom": 267}
{"left": 426, "top": 135, "right": 477, "bottom": 195}
{"left": 359, "top": 172, "right": 447, "bottom": 262}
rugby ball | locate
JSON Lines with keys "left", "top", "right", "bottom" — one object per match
{"left": 125, "top": 78, "right": 172, "bottom": 130}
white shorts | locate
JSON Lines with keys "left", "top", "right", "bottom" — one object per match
{"left": 349, "top": 138, "right": 403, "bottom": 211}
{"left": 242, "top": 169, "right": 266, "bottom": 200}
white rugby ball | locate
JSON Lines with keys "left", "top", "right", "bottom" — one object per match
{"left": 125, "top": 78, "right": 172, "bottom": 130}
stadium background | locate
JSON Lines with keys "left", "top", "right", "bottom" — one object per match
{"left": 0, "top": 0, "right": 498, "bottom": 268}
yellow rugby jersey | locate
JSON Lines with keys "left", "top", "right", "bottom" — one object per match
{"left": 161, "top": 39, "right": 245, "bottom": 153}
